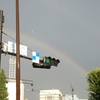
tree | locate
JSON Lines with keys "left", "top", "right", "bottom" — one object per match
{"left": 0, "top": 69, "right": 8, "bottom": 100}
{"left": 87, "top": 68, "right": 100, "bottom": 100}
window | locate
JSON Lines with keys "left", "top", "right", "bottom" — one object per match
{"left": 46, "top": 95, "right": 52, "bottom": 100}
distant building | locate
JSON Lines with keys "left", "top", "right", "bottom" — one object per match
{"left": 63, "top": 94, "right": 88, "bottom": 100}
{"left": 7, "top": 56, "right": 25, "bottom": 100}
{"left": 40, "top": 89, "right": 63, "bottom": 100}
{"left": 79, "top": 99, "right": 88, "bottom": 100}
{"left": 24, "top": 98, "right": 28, "bottom": 100}
{"left": 63, "top": 94, "right": 78, "bottom": 100}
{"left": 6, "top": 79, "right": 24, "bottom": 100}
{"left": 9, "top": 56, "right": 16, "bottom": 78}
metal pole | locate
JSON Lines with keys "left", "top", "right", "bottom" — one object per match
{"left": 16, "top": 0, "right": 20, "bottom": 100}
{"left": 0, "top": 10, "right": 4, "bottom": 69}
{"left": 71, "top": 83, "right": 74, "bottom": 100}
{"left": 0, "top": 11, "right": 2, "bottom": 69}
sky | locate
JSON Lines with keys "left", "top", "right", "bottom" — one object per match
{"left": 0, "top": 0, "right": 100, "bottom": 100}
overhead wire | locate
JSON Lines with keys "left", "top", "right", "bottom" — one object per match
{"left": 3, "top": 32, "right": 33, "bottom": 51}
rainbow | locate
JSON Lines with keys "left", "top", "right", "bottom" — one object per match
{"left": 4, "top": 28, "right": 87, "bottom": 76}
{"left": 3, "top": 1, "right": 97, "bottom": 76}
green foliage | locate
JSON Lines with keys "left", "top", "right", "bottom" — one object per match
{"left": 87, "top": 68, "right": 100, "bottom": 100}
{"left": 0, "top": 69, "right": 8, "bottom": 100}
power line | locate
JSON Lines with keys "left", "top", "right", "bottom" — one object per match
{"left": 3, "top": 32, "right": 33, "bottom": 52}
{"left": 3, "top": 32, "right": 16, "bottom": 41}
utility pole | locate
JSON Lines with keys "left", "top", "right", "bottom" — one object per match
{"left": 71, "top": 83, "right": 74, "bottom": 100}
{"left": 0, "top": 10, "right": 4, "bottom": 68}
{"left": 16, "top": 0, "right": 20, "bottom": 100}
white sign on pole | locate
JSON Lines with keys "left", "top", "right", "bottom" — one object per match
{"left": 3, "top": 43, "right": 8, "bottom": 52}
{"left": 8, "top": 41, "right": 15, "bottom": 53}
{"left": 15, "top": 43, "right": 27, "bottom": 56}
{"left": 20, "top": 44, "right": 27, "bottom": 56}
{"left": 32, "top": 51, "right": 40, "bottom": 63}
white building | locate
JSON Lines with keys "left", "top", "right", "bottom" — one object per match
{"left": 63, "top": 94, "right": 88, "bottom": 100}
{"left": 24, "top": 98, "right": 28, "bottom": 100}
{"left": 79, "top": 99, "right": 88, "bottom": 100}
{"left": 9, "top": 56, "right": 16, "bottom": 78}
{"left": 40, "top": 89, "right": 63, "bottom": 100}
{"left": 63, "top": 94, "right": 78, "bottom": 100}
{"left": 6, "top": 79, "right": 24, "bottom": 100}
{"left": 6, "top": 56, "right": 25, "bottom": 100}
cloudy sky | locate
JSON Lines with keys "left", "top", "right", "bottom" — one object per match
{"left": 1, "top": 0, "right": 100, "bottom": 100}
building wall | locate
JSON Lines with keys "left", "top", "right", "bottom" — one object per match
{"left": 63, "top": 94, "right": 88, "bottom": 100}
{"left": 40, "top": 89, "right": 63, "bottom": 100}
{"left": 79, "top": 99, "right": 88, "bottom": 100}
{"left": 9, "top": 57, "right": 16, "bottom": 78}
{"left": 6, "top": 79, "right": 24, "bottom": 100}
{"left": 63, "top": 94, "right": 79, "bottom": 100}
{"left": 24, "top": 98, "right": 28, "bottom": 100}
